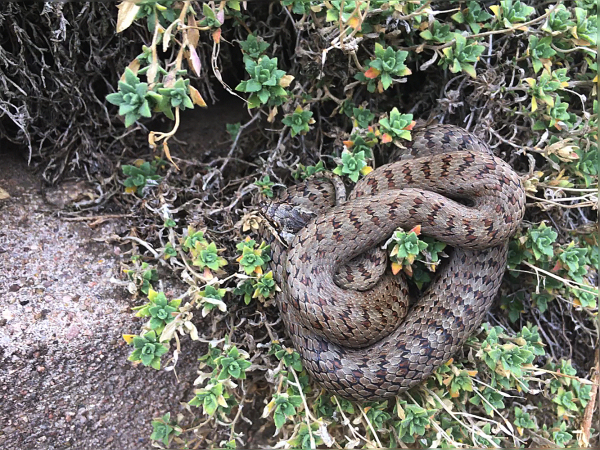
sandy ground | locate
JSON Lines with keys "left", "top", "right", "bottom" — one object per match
{"left": 0, "top": 150, "right": 199, "bottom": 449}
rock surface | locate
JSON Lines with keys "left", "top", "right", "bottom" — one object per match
{"left": 0, "top": 150, "right": 197, "bottom": 450}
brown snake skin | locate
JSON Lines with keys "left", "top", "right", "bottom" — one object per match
{"left": 261, "top": 124, "right": 526, "bottom": 401}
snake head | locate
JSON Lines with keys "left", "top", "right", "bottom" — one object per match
{"left": 260, "top": 200, "right": 316, "bottom": 241}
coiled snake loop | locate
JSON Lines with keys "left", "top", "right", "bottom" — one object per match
{"left": 260, "top": 124, "right": 526, "bottom": 401}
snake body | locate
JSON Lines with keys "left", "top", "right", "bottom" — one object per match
{"left": 262, "top": 124, "right": 526, "bottom": 401}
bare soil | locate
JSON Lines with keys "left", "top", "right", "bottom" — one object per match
{"left": 0, "top": 147, "right": 206, "bottom": 449}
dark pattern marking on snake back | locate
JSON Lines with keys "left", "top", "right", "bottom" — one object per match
{"left": 261, "top": 124, "right": 526, "bottom": 401}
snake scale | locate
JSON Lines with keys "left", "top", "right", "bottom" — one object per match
{"left": 260, "top": 124, "right": 526, "bottom": 401}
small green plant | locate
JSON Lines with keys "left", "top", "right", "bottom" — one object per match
{"left": 106, "top": 68, "right": 157, "bottom": 127}
{"left": 235, "top": 56, "right": 291, "bottom": 108}
{"left": 156, "top": 78, "right": 194, "bottom": 120}
{"left": 282, "top": 106, "right": 314, "bottom": 137}
{"left": 216, "top": 346, "right": 252, "bottom": 380}
{"left": 378, "top": 108, "right": 414, "bottom": 143}
{"left": 420, "top": 20, "right": 454, "bottom": 43}
{"left": 198, "top": 3, "right": 222, "bottom": 29}
{"left": 573, "top": 7, "right": 597, "bottom": 45}
{"left": 440, "top": 34, "right": 485, "bottom": 78}
{"left": 451, "top": 1, "right": 493, "bottom": 33}
{"left": 264, "top": 393, "right": 303, "bottom": 429}
{"left": 388, "top": 226, "right": 428, "bottom": 275}
{"left": 525, "top": 222, "right": 557, "bottom": 260}
{"left": 254, "top": 175, "right": 275, "bottom": 197}
{"left": 127, "top": 330, "right": 169, "bottom": 370}
{"left": 196, "top": 285, "right": 227, "bottom": 317}
{"left": 133, "top": 289, "right": 181, "bottom": 334}
{"left": 527, "top": 36, "right": 556, "bottom": 73}
{"left": 292, "top": 161, "right": 326, "bottom": 180}
{"left": 239, "top": 34, "right": 269, "bottom": 61}
{"left": 270, "top": 342, "right": 303, "bottom": 371}
{"left": 236, "top": 238, "right": 269, "bottom": 275}
{"left": 394, "top": 403, "right": 435, "bottom": 444}
{"left": 189, "top": 381, "right": 229, "bottom": 416}
{"left": 123, "top": 259, "right": 158, "bottom": 295}
{"left": 333, "top": 149, "right": 368, "bottom": 182}
{"left": 355, "top": 43, "right": 411, "bottom": 93}
{"left": 490, "top": 0, "right": 535, "bottom": 28}
{"left": 150, "top": 412, "right": 181, "bottom": 447}
{"left": 351, "top": 106, "right": 375, "bottom": 129}
{"left": 325, "top": 0, "right": 367, "bottom": 24}
{"left": 226, "top": 122, "right": 241, "bottom": 140}
{"left": 135, "top": 0, "right": 181, "bottom": 32}
{"left": 552, "top": 421, "right": 573, "bottom": 447}
{"left": 121, "top": 160, "right": 162, "bottom": 195}
{"left": 181, "top": 227, "right": 228, "bottom": 276}
{"left": 287, "top": 422, "right": 324, "bottom": 448}
{"left": 541, "top": 4, "right": 574, "bottom": 34}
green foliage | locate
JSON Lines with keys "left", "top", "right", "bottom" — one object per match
{"left": 394, "top": 403, "right": 434, "bottom": 444}
{"left": 156, "top": 78, "right": 194, "bottom": 119}
{"left": 365, "top": 403, "right": 391, "bottom": 431}
{"left": 189, "top": 381, "right": 229, "bottom": 416}
{"left": 121, "top": 160, "right": 162, "bottom": 195}
{"left": 420, "top": 21, "right": 454, "bottom": 43}
{"left": 282, "top": 106, "right": 314, "bottom": 136}
{"left": 270, "top": 342, "right": 303, "bottom": 372}
{"left": 451, "top": 1, "right": 493, "bottom": 33}
{"left": 287, "top": 422, "right": 324, "bottom": 448}
{"left": 378, "top": 108, "right": 414, "bottom": 142}
{"left": 500, "top": 292, "right": 525, "bottom": 323}
{"left": 355, "top": 43, "right": 411, "bottom": 92}
{"left": 352, "top": 106, "right": 375, "bottom": 129}
{"left": 150, "top": 412, "right": 181, "bottom": 446}
{"left": 266, "top": 393, "right": 303, "bottom": 429}
{"left": 325, "top": 0, "right": 367, "bottom": 23}
{"left": 525, "top": 222, "right": 557, "bottom": 260}
{"left": 182, "top": 228, "right": 228, "bottom": 274}
{"left": 136, "top": 0, "right": 181, "bottom": 32}
{"left": 133, "top": 289, "right": 181, "bottom": 334}
{"left": 216, "top": 346, "right": 252, "bottom": 380}
{"left": 527, "top": 36, "right": 556, "bottom": 73}
{"left": 226, "top": 122, "right": 241, "bottom": 140}
{"left": 252, "top": 271, "right": 277, "bottom": 300}
{"left": 255, "top": 175, "right": 275, "bottom": 198}
{"left": 124, "top": 260, "right": 158, "bottom": 295}
{"left": 239, "top": 34, "right": 269, "bottom": 61}
{"left": 235, "top": 56, "right": 290, "bottom": 108}
{"left": 552, "top": 421, "right": 573, "bottom": 447}
{"left": 199, "top": 3, "right": 222, "bottom": 28}
{"left": 281, "top": 0, "right": 312, "bottom": 15}
{"left": 106, "top": 68, "right": 157, "bottom": 127}
{"left": 292, "top": 161, "right": 326, "bottom": 180}
{"left": 573, "top": 7, "right": 597, "bottom": 45}
{"left": 389, "top": 229, "right": 428, "bottom": 268}
{"left": 469, "top": 386, "right": 505, "bottom": 416}
{"left": 332, "top": 149, "right": 368, "bottom": 182}
{"left": 196, "top": 285, "right": 227, "bottom": 317}
{"left": 557, "top": 242, "right": 589, "bottom": 282}
{"left": 440, "top": 34, "right": 485, "bottom": 78}
{"left": 513, "top": 407, "right": 536, "bottom": 430}
{"left": 128, "top": 330, "right": 169, "bottom": 370}
{"left": 524, "top": 68, "right": 569, "bottom": 111}
{"left": 236, "top": 239, "right": 269, "bottom": 275}
{"left": 541, "top": 4, "right": 574, "bottom": 34}
{"left": 490, "top": 0, "right": 535, "bottom": 28}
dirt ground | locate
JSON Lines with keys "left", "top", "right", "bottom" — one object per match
{"left": 0, "top": 90, "right": 258, "bottom": 449}
{"left": 0, "top": 147, "right": 200, "bottom": 449}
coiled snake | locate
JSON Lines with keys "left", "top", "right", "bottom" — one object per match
{"left": 260, "top": 124, "right": 526, "bottom": 401}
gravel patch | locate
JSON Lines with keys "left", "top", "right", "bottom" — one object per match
{"left": 0, "top": 151, "right": 198, "bottom": 449}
